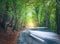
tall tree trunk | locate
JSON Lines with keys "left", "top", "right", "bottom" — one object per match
{"left": 35, "top": 6, "right": 39, "bottom": 26}
{"left": 56, "top": 0, "right": 60, "bottom": 34}
{"left": 45, "top": 10, "right": 50, "bottom": 27}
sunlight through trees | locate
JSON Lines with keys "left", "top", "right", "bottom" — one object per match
{"left": 0, "top": 0, "right": 59, "bottom": 33}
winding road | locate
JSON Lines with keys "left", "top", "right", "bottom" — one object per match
{"left": 17, "top": 27, "right": 60, "bottom": 44}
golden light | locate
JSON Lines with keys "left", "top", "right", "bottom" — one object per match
{"left": 25, "top": 7, "right": 37, "bottom": 28}
{"left": 26, "top": 22, "right": 37, "bottom": 28}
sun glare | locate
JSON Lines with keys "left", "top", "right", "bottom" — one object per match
{"left": 26, "top": 22, "right": 36, "bottom": 28}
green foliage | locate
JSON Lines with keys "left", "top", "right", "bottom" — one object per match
{"left": 0, "top": 0, "right": 57, "bottom": 32}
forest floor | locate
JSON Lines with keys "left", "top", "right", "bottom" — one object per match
{"left": 0, "top": 27, "right": 19, "bottom": 44}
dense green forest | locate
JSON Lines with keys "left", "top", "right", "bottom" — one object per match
{"left": 0, "top": 0, "right": 60, "bottom": 34}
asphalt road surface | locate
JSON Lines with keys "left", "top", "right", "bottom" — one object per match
{"left": 17, "top": 27, "right": 60, "bottom": 44}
